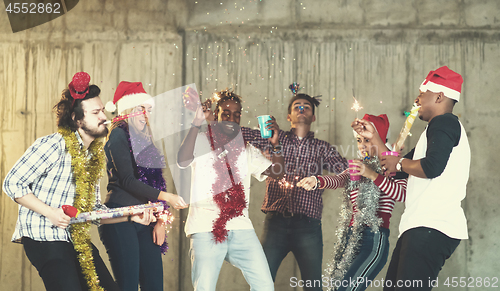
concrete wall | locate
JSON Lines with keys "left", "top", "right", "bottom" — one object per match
{"left": 1, "top": 1, "right": 499, "bottom": 290}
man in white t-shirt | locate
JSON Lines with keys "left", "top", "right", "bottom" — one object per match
{"left": 178, "top": 90, "right": 284, "bottom": 291}
{"left": 380, "top": 66, "right": 470, "bottom": 291}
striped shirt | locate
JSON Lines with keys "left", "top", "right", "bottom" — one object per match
{"left": 3, "top": 131, "right": 105, "bottom": 243}
{"left": 318, "top": 170, "right": 407, "bottom": 228}
{"left": 241, "top": 127, "right": 348, "bottom": 220}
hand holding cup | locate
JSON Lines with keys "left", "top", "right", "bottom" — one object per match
{"left": 257, "top": 115, "right": 273, "bottom": 138}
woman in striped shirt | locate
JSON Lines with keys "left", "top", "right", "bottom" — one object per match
{"left": 298, "top": 114, "right": 407, "bottom": 291}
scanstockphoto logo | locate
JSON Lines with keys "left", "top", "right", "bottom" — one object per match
{"left": 3, "top": 0, "right": 79, "bottom": 33}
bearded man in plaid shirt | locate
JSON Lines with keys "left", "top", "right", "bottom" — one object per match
{"left": 3, "top": 73, "right": 153, "bottom": 291}
{"left": 241, "top": 93, "right": 348, "bottom": 291}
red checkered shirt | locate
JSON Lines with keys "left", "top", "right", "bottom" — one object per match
{"left": 241, "top": 127, "right": 348, "bottom": 220}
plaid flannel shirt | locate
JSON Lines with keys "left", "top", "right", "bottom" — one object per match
{"left": 241, "top": 127, "right": 348, "bottom": 220}
{"left": 3, "top": 131, "right": 105, "bottom": 243}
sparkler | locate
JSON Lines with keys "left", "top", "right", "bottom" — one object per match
{"left": 211, "top": 92, "right": 221, "bottom": 103}
{"left": 278, "top": 176, "right": 294, "bottom": 189}
{"left": 351, "top": 89, "right": 363, "bottom": 119}
{"left": 157, "top": 209, "right": 175, "bottom": 226}
{"left": 278, "top": 175, "right": 300, "bottom": 189}
{"left": 351, "top": 97, "right": 363, "bottom": 113}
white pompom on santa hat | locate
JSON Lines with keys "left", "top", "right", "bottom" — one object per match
{"left": 105, "top": 81, "right": 153, "bottom": 114}
{"left": 419, "top": 66, "right": 463, "bottom": 102}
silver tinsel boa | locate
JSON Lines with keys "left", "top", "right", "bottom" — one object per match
{"left": 325, "top": 156, "right": 384, "bottom": 290}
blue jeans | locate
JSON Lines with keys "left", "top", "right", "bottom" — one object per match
{"left": 99, "top": 220, "right": 163, "bottom": 291}
{"left": 261, "top": 212, "right": 323, "bottom": 291}
{"left": 189, "top": 229, "right": 274, "bottom": 291}
{"left": 384, "top": 227, "right": 460, "bottom": 291}
{"left": 337, "top": 226, "right": 390, "bottom": 291}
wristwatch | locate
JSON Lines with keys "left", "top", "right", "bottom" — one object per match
{"left": 396, "top": 157, "right": 405, "bottom": 172}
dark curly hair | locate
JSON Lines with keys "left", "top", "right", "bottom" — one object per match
{"left": 53, "top": 85, "right": 101, "bottom": 131}
{"left": 287, "top": 93, "right": 320, "bottom": 115}
{"left": 213, "top": 90, "right": 242, "bottom": 120}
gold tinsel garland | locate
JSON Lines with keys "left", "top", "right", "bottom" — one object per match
{"left": 59, "top": 127, "right": 105, "bottom": 291}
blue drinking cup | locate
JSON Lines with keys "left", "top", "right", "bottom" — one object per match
{"left": 257, "top": 115, "right": 273, "bottom": 138}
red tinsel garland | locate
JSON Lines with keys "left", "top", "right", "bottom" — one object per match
{"left": 207, "top": 123, "right": 247, "bottom": 243}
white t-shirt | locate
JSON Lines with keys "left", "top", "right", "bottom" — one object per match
{"left": 400, "top": 121, "right": 470, "bottom": 239}
{"left": 183, "top": 132, "right": 272, "bottom": 236}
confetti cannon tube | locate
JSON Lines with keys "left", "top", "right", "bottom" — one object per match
{"left": 393, "top": 104, "right": 420, "bottom": 152}
{"left": 63, "top": 202, "right": 165, "bottom": 224}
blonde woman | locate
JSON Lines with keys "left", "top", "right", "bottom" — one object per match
{"left": 99, "top": 81, "right": 187, "bottom": 291}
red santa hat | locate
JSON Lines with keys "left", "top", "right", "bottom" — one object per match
{"left": 419, "top": 66, "right": 463, "bottom": 102}
{"left": 105, "top": 81, "right": 153, "bottom": 113}
{"left": 353, "top": 114, "right": 390, "bottom": 142}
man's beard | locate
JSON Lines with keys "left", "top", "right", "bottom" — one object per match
{"left": 81, "top": 121, "right": 108, "bottom": 138}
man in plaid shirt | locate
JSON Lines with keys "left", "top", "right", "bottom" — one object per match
{"left": 3, "top": 73, "right": 152, "bottom": 291}
{"left": 241, "top": 93, "right": 348, "bottom": 290}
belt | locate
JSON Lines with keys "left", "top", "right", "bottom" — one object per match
{"left": 269, "top": 210, "right": 306, "bottom": 219}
